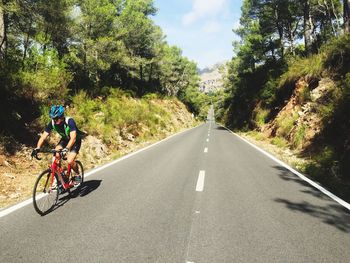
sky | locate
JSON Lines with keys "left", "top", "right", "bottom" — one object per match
{"left": 153, "top": 0, "right": 242, "bottom": 69}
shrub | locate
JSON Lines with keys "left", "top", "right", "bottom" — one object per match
{"left": 292, "top": 124, "right": 307, "bottom": 149}
{"left": 254, "top": 107, "right": 270, "bottom": 127}
{"left": 276, "top": 111, "right": 298, "bottom": 138}
{"left": 279, "top": 55, "right": 324, "bottom": 88}
{"left": 271, "top": 136, "right": 288, "bottom": 148}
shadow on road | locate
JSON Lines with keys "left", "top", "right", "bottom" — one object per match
{"left": 68, "top": 179, "right": 103, "bottom": 198}
{"left": 43, "top": 180, "right": 102, "bottom": 216}
{"left": 274, "top": 198, "right": 350, "bottom": 233}
{"left": 215, "top": 126, "right": 228, "bottom": 131}
{"left": 272, "top": 165, "right": 350, "bottom": 233}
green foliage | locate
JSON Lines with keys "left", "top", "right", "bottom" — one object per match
{"left": 178, "top": 85, "right": 210, "bottom": 120}
{"left": 279, "top": 55, "right": 324, "bottom": 88}
{"left": 271, "top": 137, "right": 289, "bottom": 148}
{"left": 260, "top": 79, "right": 278, "bottom": 106}
{"left": 20, "top": 49, "right": 72, "bottom": 103}
{"left": 219, "top": 0, "right": 350, "bottom": 200}
{"left": 276, "top": 111, "right": 298, "bottom": 138}
{"left": 254, "top": 107, "right": 270, "bottom": 127}
{"left": 322, "top": 34, "right": 350, "bottom": 75}
{"left": 70, "top": 89, "right": 187, "bottom": 145}
{"left": 245, "top": 131, "right": 267, "bottom": 141}
{"left": 0, "top": 0, "right": 201, "bottom": 149}
{"left": 292, "top": 124, "right": 307, "bottom": 149}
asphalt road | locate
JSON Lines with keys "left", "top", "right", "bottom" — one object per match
{"left": 1, "top": 118, "right": 349, "bottom": 262}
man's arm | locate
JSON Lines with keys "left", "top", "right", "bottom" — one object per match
{"left": 36, "top": 131, "right": 50, "bottom": 149}
{"left": 66, "top": 130, "right": 77, "bottom": 150}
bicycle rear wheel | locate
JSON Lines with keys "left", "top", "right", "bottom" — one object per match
{"left": 33, "top": 169, "right": 59, "bottom": 215}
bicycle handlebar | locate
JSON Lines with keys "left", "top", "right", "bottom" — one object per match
{"left": 32, "top": 149, "right": 66, "bottom": 161}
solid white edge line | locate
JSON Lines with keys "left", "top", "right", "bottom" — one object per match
{"left": 196, "top": 170, "right": 205, "bottom": 192}
{"left": 0, "top": 124, "right": 203, "bottom": 218}
{"left": 219, "top": 124, "right": 350, "bottom": 211}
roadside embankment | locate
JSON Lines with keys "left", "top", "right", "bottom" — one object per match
{"left": 0, "top": 91, "right": 198, "bottom": 208}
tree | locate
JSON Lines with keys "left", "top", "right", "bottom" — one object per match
{"left": 345, "top": 0, "right": 350, "bottom": 33}
{"left": 0, "top": 2, "right": 6, "bottom": 58}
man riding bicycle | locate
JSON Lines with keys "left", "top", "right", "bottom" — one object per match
{"left": 32, "top": 105, "right": 82, "bottom": 183}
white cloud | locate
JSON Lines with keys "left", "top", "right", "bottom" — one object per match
{"left": 182, "top": 0, "right": 229, "bottom": 26}
{"left": 203, "top": 21, "right": 222, "bottom": 34}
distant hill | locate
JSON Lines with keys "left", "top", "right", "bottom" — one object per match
{"left": 198, "top": 62, "right": 227, "bottom": 94}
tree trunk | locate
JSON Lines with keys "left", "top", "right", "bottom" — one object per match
{"left": 22, "top": 32, "right": 30, "bottom": 65}
{"left": 0, "top": 4, "right": 6, "bottom": 58}
{"left": 148, "top": 63, "right": 153, "bottom": 83}
{"left": 345, "top": 0, "right": 350, "bottom": 33}
{"left": 304, "top": 0, "right": 313, "bottom": 55}
{"left": 274, "top": 7, "right": 284, "bottom": 59}
{"left": 140, "top": 63, "right": 143, "bottom": 82}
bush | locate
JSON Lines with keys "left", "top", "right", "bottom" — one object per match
{"left": 271, "top": 137, "right": 288, "bottom": 148}
{"left": 322, "top": 34, "right": 350, "bottom": 75}
{"left": 20, "top": 49, "right": 72, "bottom": 103}
{"left": 279, "top": 55, "right": 324, "bottom": 89}
{"left": 276, "top": 111, "right": 299, "bottom": 138}
{"left": 292, "top": 124, "right": 307, "bottom": 149}
{"left": 254, "top": 107, "right": 270, "bottom": 127}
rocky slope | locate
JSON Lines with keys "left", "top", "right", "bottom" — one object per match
{"left": 199, "top": 63, "right": 227, "bottom": 94}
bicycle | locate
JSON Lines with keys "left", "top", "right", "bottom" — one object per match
{"left": 32, "top": 149, "right": 84, "bottom": 215}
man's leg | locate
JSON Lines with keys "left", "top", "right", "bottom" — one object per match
{"left": 55, "top": 144, "right": 64, "bottom": 159}
{"left": 67, "top": 152, "right": 79, "bottom": 175}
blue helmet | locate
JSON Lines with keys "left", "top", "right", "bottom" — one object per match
{"left": 49, "top": 105, "right": 65, "bottom": 119}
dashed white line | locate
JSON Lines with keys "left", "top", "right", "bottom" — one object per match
{"left": 204, "top": 147, "right": 208, "bottom": 153}
{"left": 206, "top": 138, "right": 209, "bottom": 142}
{"left": 196, "top": 171, "right": 205, "bottom": 192}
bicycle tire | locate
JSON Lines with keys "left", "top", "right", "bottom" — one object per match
{"left": 33, "top": 169, "right": 59, "bottom": 215}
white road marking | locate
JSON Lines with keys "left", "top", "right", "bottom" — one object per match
{"left": 0, "top": 124, "right": 203, "bottom": 218}
{"left": 204, "top": 147, "right": 208, "bottom": 153}
{"left": 196, "top": 171, "right": 205, "bottom": 192}
{"left": 220, "top": 124, "right": 350, "bottom": 211}
{"left": 206, "top": 138, "right": 209, "bottom": 142}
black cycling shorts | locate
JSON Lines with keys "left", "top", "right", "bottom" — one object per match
{"left": 57, "top": 138, "right": 82, "bottom": 153}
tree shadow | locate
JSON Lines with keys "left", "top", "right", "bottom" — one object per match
{"left": 215, "top": 126, "right": 229, "bottom": 131}
{"left": 274, "top": 198, "right": 350, "bottom": 233}
{"left": 272, "top": 165, "right": 350, "bottom": 232}
{"left": 273, "top": 166, "right": 318, "bottom": 190}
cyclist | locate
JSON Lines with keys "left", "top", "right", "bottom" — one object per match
{"left": 31, "top": 105, "right": 82, "bottom": 183}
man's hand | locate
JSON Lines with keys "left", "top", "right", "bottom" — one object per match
{"left": 31, "top": 148, "right": 40, "bottom": 158}
{"left": 62, "top": 148, "right": 69, "bottom": 155}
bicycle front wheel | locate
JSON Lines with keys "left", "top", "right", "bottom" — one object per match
{"left": 33, "top": 169, "right": 59, "bottom": 215}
